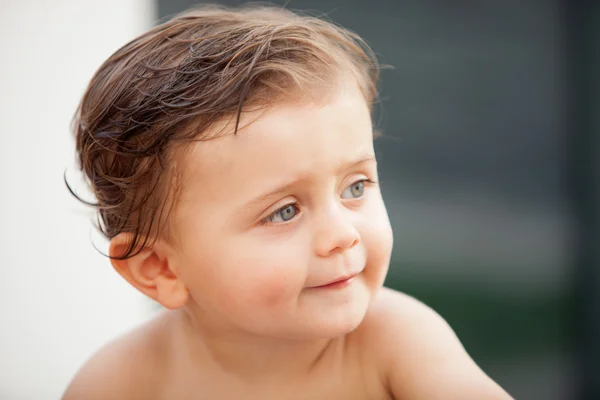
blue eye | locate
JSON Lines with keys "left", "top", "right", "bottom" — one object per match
{"left": 266, "top": 204, "right": 298, "bottom": 223}
{"left": 341, "top": 180, "right": 365, "bottom": 199}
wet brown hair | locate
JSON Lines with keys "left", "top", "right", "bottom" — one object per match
{"left": 68, "top": 3, "right": 381, "bottom": 259}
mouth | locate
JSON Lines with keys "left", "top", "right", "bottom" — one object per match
{"left": 313, "top": 272, "right": 359, "bottom": 289}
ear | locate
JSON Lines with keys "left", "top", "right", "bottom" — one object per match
{"left": 109, "top": 233, "right": 188, "bottom": 310}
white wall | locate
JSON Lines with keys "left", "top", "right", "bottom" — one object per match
{"left": 0, "top": 1, "right": 156, "bottom": 398}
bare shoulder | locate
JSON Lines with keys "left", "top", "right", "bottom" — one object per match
{"left": 62, "top": 311, "right": 171, "bottom": 400}
{"left": 355, "top": 287, "right": 513, "bottom": 400}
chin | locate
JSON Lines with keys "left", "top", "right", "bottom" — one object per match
{"left": 328, "top": 311, "right": 367, "bottom": 337}
{"left": 308, "top": 291, "right": 372, "bottom": 338}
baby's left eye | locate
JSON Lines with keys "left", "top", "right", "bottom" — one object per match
{"left": 341, "top": 180, "right": 366, "bottom": 199}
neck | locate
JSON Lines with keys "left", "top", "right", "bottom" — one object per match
{"left": 172, "top": 307, "right": 342, "bottom": 383}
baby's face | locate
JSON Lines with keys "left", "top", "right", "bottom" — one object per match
{"left": 171, "top": 84, "right": 393, "bottom": 339}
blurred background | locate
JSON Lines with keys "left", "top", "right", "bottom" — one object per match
{"left": 1, "top": 1, "right": 598, "bottom": 399}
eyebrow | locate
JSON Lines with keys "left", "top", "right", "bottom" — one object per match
{"left": 243, "top": 154, "right": 376, "bottom": 209}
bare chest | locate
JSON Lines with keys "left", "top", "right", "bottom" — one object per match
{"left": 160, "top": 356, "right": 391, "bottom": 400}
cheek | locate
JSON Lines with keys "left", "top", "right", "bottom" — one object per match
{"left": 187, "top": 234, "right": 308, "bottom": 312}
{"left": 246, "top": 260, "right": 303, "bottom": 309}
{"left": 361, "top": 199, "right": 393, "bottom": 283}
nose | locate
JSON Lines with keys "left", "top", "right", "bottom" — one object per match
{"left": 313, "top": 202, "right": 360, "bottom": 257}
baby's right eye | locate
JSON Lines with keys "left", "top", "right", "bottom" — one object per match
{"left": 264, "top": 204, "right": 299, "bottom": 224}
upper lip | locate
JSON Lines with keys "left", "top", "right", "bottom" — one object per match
{"left": 315, "top": 272, "right": 359, "bottom": 287}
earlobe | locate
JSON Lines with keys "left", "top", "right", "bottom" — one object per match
{"left": 109, "top": 233, "right": 189, "bottom": 310}
{"left": 155, "top": 272, "right": 189, "bottom": 310}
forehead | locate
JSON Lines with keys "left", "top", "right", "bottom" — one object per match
{"left": 179, "top": 85, "right": 374, "bottom": 202}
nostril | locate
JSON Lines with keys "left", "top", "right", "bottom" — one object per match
{"left": 344, "top": 234, "right": 360, "bottom": 250}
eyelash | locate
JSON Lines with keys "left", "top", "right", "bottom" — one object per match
{"left": 259, "top": 178, "right": 378, "bottom": 226}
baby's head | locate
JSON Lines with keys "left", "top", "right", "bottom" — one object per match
{"left": 73, "top": 4, "right": 393, "bottom": 339}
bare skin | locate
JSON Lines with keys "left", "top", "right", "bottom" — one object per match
{"left": 63, "top": 83, "right": 512, "bottom": 400}
{"left": 63, "top": 289, "right": 510, "bottom": 399}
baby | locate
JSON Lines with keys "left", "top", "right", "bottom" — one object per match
{"left": 63, "top": 4, "right": 512, "bottom": 399}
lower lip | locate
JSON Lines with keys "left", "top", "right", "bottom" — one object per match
{"left": 315, "top": 276, "right": 356, "bottom": 289}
